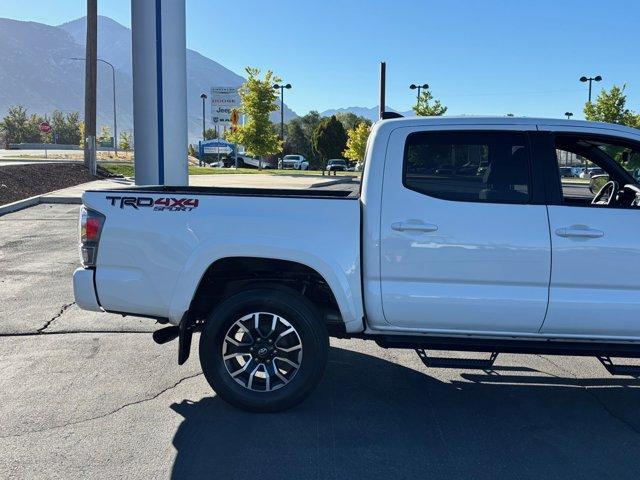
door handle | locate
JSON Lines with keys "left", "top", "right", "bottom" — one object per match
{"left": 391, "top": 221, "right": 438, "bottom": 233}
{"left": 555, "top": 226, "right": 604, "bottom": 239}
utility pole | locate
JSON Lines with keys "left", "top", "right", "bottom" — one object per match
{"left": 379, "top": 62, "right": 386, "bottom": 120}
{"left": 84, "top": 0, "right": 97, "bottom": 173}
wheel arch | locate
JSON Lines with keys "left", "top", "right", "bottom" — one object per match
{"left": 168, "top": 252, "right": 364, "bottom": 334}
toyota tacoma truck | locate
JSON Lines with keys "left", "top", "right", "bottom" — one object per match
{"left": 74, "top": 116, "right": 640, "bottom": 412}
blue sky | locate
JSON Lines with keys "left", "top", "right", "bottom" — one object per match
{"left": 1, "top": 0, "right": 639, "bottom": 118}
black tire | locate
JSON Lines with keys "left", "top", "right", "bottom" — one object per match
{"left": 199, "top": 288, "right": 329, "bottom": 412}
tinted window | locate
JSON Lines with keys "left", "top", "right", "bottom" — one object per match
{"left": 403, "top": 131, "right": 531, "bottom": 203}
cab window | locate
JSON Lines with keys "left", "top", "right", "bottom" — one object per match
{"left": 403, "top": 131, "right": 531, "bottom": 204}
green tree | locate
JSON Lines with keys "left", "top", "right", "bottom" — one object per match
{"left": 97, "top": 125, "right": 113, "bottom": 147}
{"left": 335, "top": 112, "right": 372, "bottom": 132}
{"left": 311, "top": 115, "right": 348, "bottom": 169}
{"left": 226, "top": 67, "right": 282, "bottom": 160}
{"left": 0, "top": 106, "right": 43, "bottom": 144}
{"left": 119, "top": 131, "right": 132, "bottom": 151}
{"left": 584, "top": 84, "right": 640, "bottom": 126}
{"left": 284, "top": 119, "right": 309, "bottom": 156}
{"left": 343, "top": 122, "right": 370, "bottom": 164}
{"left": 50, "top": 110, "right": 81, "bottom": 145}
{"left": 204, "top": 127, "right": 218, "bottom": 140}
{"left": 413, "top": 89, "right": 448, "bottom": 116}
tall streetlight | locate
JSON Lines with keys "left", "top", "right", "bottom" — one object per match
{"left": 200, "top": 93, "right": 207, "bottom": 167}
{"left": 565, "top": 112, "right": 573, "bottom": 120}
{"left": 579, "top": 75, "right": 602, "bottom": 103}
{"left": 409, "top": 83, "right": 429, "bottom": 104}
{"left": 71, "top": 56, "right": 118, "bottom": 155}
{"left": 273, "top": 83, "right": 292, "bottom": 144}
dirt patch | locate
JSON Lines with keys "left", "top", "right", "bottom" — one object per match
{"left": 0, "top": 163, "right": 104, "bottom": 206}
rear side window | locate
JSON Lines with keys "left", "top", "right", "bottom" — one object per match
{"left": 403, "top": 131, "right": 531, "bottom": 204}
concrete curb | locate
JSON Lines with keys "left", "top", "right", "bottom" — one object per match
{"left": 0, "top": 182, "right": 87, "bottom": 216}
{"left": 0, "top": 195, "right": 42, "bottom": 216}
{"left": 0, "top": 194, "right": 81, "bottom": 216}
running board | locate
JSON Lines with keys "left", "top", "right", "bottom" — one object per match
{"left": 416, "top": 349, "right": 498, "bottom": 370}
{"left": 598, "top": 356, "right": 640, "bottom": 376}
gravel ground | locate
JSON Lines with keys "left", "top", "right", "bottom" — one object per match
{"left": 0, "top": 163, "right": 102, "bottom": 205}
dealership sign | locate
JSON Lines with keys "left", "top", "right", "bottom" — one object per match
{"left": 199, "top": 139, "right": 236, "bottom": 157}
{"left": 210, "top": 86, "right": 240, "bottom": 126}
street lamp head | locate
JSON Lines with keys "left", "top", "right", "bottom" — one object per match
{"left": 409, "top": 84, "right": 417, "bottom": 90}
{"left": 565, "top": 112, "right": 573, "bottom": 117}
{"left": 579, "top": 76, "right": 588, "bottom": 82}
{"left": 200, "top": 93, "right": 207, "bottom": 99}
{"left": 273, "top": 83, "right": 280, "bottom": 89}
{"left": 594, "top": 75, "right": 602, "bottom": 82}
{"left": 284, "top": 83, "right": 292, "bottom": 89}
{"left": 422, "top": 83, "right": 429, "bottom": 89}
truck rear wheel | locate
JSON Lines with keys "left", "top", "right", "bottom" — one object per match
{"left": 199, "top": 288, "right": 329, "bottom": 412}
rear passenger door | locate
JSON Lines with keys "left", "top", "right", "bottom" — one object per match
{"left": 379, "top": 126, "right": 551, "bottom": 334}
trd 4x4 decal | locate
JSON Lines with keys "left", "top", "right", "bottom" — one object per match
{"left": 105, "top": 196, "right": 199, "bottom": 211}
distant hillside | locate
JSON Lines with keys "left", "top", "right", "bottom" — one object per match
{"left": 0, "top": 15, "right": 297, "bottom": 145}
{"left": 320, "top": 106, "right": 413, "bottom": 122}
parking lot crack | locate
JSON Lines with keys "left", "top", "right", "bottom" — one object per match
{"left": 0, "top": 372, "right": 203, "bottom": 440}
{"left": 0, "top": 330, "right": 154, "bottom": 337}
{"left": 36, "top": 302, "right": 75, "bottom": 333}
{"left": 537, "top": 355, "right": 640, "bottom": 436}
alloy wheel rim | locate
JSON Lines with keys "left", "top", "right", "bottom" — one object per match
{"left": 222, "top": 312, "right": 303, "bottom": 392}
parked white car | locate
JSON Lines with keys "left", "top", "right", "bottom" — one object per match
{"left": 280, "top": 154, "right": 309, "bottom": 170}
{"left": 74, "top": 116, "right": 640, "bottom": 412}
{"left": 237, "top": 154, "right": 274, "bottom": 169}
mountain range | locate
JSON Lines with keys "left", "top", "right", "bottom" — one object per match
{"left": 0, "top": 15, "right": 297, "bottom": 144}
{"left": 0, "top": 15, "right": 411, "bottom": 144}
{"left": 319, "top": 106, "right": 414, "bottom": 122}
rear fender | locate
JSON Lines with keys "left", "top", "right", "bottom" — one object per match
{"left": 168, "top": 241, "right": 363, "bottom": 332}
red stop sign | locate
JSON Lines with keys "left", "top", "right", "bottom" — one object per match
{"left": 39, "top": 121, "right": 52, "bottom": 133}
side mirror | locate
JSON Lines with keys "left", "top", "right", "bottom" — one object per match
{"left": 590, "top": 174, "right": 610, "bottom": 195}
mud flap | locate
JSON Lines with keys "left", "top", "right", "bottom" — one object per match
{"left": 178, "top": 313, "right": 195, "bottom": 365}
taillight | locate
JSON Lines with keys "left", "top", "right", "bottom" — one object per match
{"left": 79, "top": 206, "right": 105, "bottom": 267}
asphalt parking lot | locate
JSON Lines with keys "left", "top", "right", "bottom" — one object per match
{"left": 2, "top": 204, "right": 640, "bottom": 479}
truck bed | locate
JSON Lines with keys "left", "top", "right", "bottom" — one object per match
{"left": 81, "top": 185, "right": 363, "bottom": 329}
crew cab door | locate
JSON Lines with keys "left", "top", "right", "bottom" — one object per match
{"left": 538, "top": 127, "right": 640, "bottom": 338}
{"left": 378, "top": 126, "right": 551, "bottom": 333}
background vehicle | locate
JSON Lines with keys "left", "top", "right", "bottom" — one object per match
{"left": 237, "top": 154, "right": 275, "bottom": 169}
{"left": 570, "top": 166, "right": 585, "bottom": 177}
{"left": 74, "top": 117, "right": 640, "bottom": 412}
{"left": 325, "top": 159, "right": 348, "bottom": 171}
{"left": 280, "top": 155, "right": 309, "bottom": 170}
{"left": 579, "top": 167, "right": 604, "bottom": 179}
{"left": 558, "top": 166, "right": 573, "bottom": 177}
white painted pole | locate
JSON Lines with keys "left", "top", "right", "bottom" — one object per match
{"left": 131, "top": 0, "right": 188, "bottom": 186}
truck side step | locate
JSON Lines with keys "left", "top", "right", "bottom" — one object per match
{"left": 598, "top": 356, "right": 640, "bottom": 376}
{"left": 416, "top": 349, "right": 498, "bottom": 370}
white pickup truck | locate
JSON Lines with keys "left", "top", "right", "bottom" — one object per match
{"left": 74, "top": 116, "right": 640, "bottom": 412}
